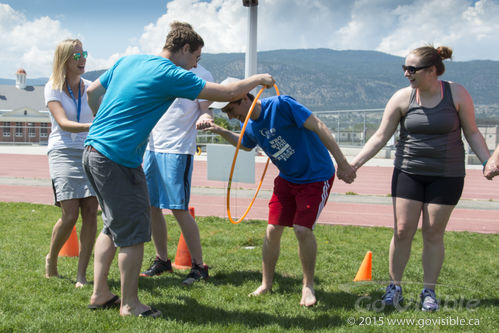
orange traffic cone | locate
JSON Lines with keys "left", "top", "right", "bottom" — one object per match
{"left": 172, "top": 207, "right": 196, "bottom": 270}
{"left": 353, "top": 251, "right": 372, "bottom": 281}
{"left": 59, "top": 225, "right": 79, "bottom": 257}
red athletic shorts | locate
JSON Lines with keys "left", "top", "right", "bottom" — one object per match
{"left": 268, "top": 175, "right": 334, "bottom": 230}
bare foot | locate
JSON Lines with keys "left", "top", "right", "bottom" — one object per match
{"left": 300, "top": 286, "right": 316, "bottom": 307}
{"left": 90, "top": 293, "right": 119, "bottom": 308}
{"left": 75, "top": 277, "right": 87, "bottom": 288}
{"left": 88, "top": 295, "right": 121, "bottom": 310}
{"left": 45, "top": 255, "right": 58, "bottom": 278}
{"left": 248, "top": 285, "right": 271, "bottom": 297}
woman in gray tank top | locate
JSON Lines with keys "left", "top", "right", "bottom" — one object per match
{"left": 350, "top": 45, "right": 490, "bottom": 312}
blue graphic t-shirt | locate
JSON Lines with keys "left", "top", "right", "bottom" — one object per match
{"left": 241, "top": 95, "right": 334, "bottom": 184}
{"left": 85, "top": 55, "right": 206, "bottom": 167}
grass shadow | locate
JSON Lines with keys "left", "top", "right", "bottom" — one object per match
{"left": 208, "top": 270, "right": 300, "bottom": 288}
{"left": 153, "top": 295, "right": 345, "bottom": 330}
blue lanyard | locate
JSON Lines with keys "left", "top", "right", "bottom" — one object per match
{"left": 66, "top": 79, "right": 81, "bottom": 122}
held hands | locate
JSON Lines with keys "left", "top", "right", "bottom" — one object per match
{"left": 196, "top": 114, "right": 214, "bottom": 130}
{"left": 200, "top": 122, "right": 222, "bottom": 134}
{"left": 484, "top": 159, "right": 499, "bottom": 180}
{"left": 336, "top": 161, "right": 357, "bottom": 184}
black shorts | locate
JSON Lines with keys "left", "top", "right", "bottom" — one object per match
{"left": 391, "top": 168, "right": 464, "bottom": 205}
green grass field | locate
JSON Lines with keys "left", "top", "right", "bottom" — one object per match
{"left": 0, "top": 202, "right": 497, "bottom": 332}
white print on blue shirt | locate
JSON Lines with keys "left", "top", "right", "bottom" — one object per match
{"left": 260, "top": 127, "right": 295, "bottom": 162}
{"left": 269, "top": 135, "right": 295, "bottom": 161}
{"left": 260, "top": 128, "right": 276, "bottom": 139}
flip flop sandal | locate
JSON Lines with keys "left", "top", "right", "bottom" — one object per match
{"left": 138, "top": 307, "right": 162, "bottom": 318}
{"left": 87, "top": 295, "right": 120, "bottom": 310}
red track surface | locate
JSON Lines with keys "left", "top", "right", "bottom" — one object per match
{"left": 1, "top": 154, "right": 497, "bottom": 233}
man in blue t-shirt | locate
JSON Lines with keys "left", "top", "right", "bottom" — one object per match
{"left": 207, "top": 78, "right": 356, "bottom": 306}
{"left": 83, "top": 24, "right": 275, "bottom": 318}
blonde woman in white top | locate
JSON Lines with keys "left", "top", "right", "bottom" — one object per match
{"left": 44, "top": 39, "right": 99, "bottom": 289}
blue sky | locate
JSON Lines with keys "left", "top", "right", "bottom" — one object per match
{"left": 1, "top": 0, "right": 169, "bottom": 59}
{"left": 1, "top": 0, "right": 498, "bottom": 78}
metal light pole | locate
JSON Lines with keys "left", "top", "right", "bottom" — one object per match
{"left": 243, "top": 0, "right": 258, "bottom": 78}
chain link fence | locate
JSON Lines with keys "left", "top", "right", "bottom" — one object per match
{"left": 196, "top": 109, "right": 387, "bottom": 148}
{"left": 3, "top": 110, "right": 497, "bottom": 163}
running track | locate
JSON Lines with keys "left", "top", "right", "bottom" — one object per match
{"left": 0, "top": 153, "right": 498, "bottom": 233}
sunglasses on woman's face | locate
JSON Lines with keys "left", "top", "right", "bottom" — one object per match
{"left": 73, "top": 51, "right": 88, "bottom": 61}
{"left": 402, "top": 64, "right": 431, "bottom": 75}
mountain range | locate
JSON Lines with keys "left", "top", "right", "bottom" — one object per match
{"left": 3, "top": 48, "right": 499, "bottom": 119}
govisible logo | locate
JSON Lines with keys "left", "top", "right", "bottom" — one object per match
{"left": 260, "top": 128, "right": 276, "bottom": 139}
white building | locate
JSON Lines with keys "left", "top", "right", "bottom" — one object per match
{"left": 0, "top": 69, "right": 50, "bottom": 144}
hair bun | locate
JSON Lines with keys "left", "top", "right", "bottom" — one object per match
{"left": 436, "top": 46, "right": 453, "bottom": 60}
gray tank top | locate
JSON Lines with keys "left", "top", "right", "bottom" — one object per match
{"left": 394, "top": 81, "right": 465, "bottom": 177}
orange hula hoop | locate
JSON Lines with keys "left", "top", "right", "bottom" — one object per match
{"left": 226, "top": 83, "right": 280, "bottom": 224}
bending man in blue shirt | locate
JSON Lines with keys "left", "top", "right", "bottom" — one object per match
{"left": 207, "top": 78, "right": 356, "bottom": 306}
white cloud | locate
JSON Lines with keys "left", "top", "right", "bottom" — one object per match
{"left": 88, "top": 46, "right": 141, "bottom": 74}
{"left": 256, "top": 0, "right": 352, "bottom": 51}
{"left": 1, "top": 0, "right": 498, "bottom": 78}
{"left": 138, "top": 0, "right": 247, "bottom": 54}
{"left": 138, "top": 0, "right": 499, "bottom": 61}
{"left": 376, "top": 0, "right": 499, "bottom": 60}
{"left": 334, "top": 0, "right": 401, "bottom": 50}
{"left": 0, "top": 3, "right": 139, "bottom": 78}
{"left": 0, "top": 4, "right": 73, "bottom": 78}
{"left": 137, "top": 0, "right": 354, "bottom": 53}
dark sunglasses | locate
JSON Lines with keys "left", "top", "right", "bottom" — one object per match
{"left": 402, "top": 64, "right": 432, "bottom": 75}
{"left": 73, "top": 51, "right": 88, "bottom": 61}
